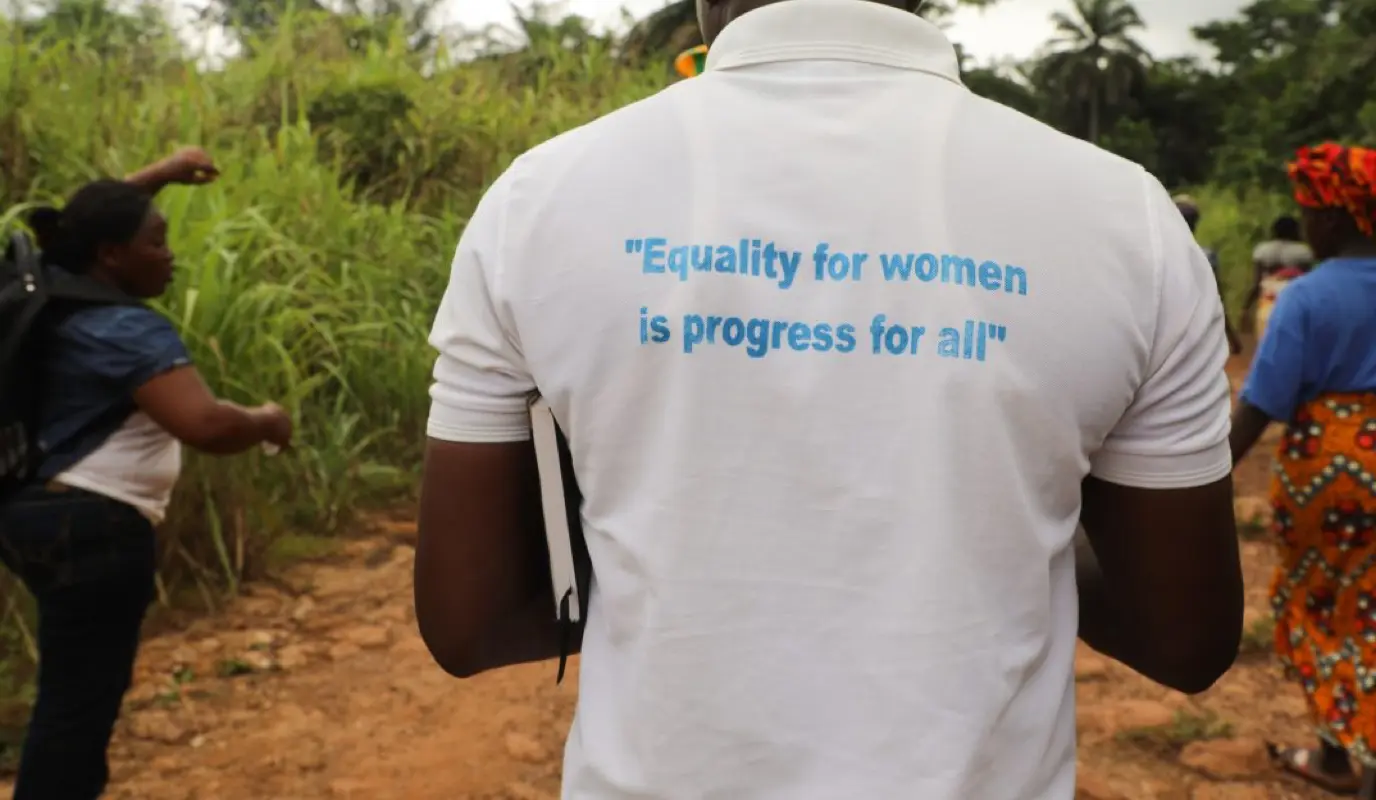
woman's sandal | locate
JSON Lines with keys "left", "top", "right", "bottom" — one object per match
{"left": 1268, "top": 742, "right": 1363, "bottom": 795}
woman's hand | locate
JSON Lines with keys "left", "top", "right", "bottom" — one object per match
{"left": 251, "top": 403, "right": 294, "bottom": 450}
{"left": 126, "top": 146, "right": 219, "bottom": 194}
{"left": 160, "top": 147, "right": 220, "bottom": 185}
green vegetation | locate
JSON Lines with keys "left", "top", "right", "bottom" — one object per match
{"left": 0, "top": 0, "right": 1371, "bottom": 707}
{"left": 0, "top": 2, "right": 663, "bottom": 606}
{"left": 1238, "top": 615, "right": 1278, "bottom": 657}
{"left": 1119, "top": 708, "right": 1235, "bottom": 754}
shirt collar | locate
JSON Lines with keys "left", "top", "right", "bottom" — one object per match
{"left": 704, "top": 0, "right": 963, "bottom": 86}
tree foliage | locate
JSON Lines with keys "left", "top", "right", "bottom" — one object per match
{"left": 5, "top": 0, "right": 1375, "bottom": 194}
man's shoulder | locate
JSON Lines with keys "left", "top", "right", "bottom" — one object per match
{"left": 502, "top": 82, "right": 690, "bottom": 188}
{"left": 960, "top": 91, "right": 1148, "bottom": 184}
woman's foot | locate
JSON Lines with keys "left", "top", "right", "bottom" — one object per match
{"left": 1269, "top": 742, "right": 1363, "bottom": 795}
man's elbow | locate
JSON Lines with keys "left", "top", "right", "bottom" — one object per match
{"left": 1146, "top": 622, "right": 1242, "bottom": 695}
{"left": 1150, "top": 651, "right": 1237, "bottom": 695}
{"left": 417, "top": 625, "right": 487, "bottom": 679}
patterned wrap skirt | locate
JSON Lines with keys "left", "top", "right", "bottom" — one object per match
{"left": 1270, "top": 392, "right": 1376, "bottom": 764}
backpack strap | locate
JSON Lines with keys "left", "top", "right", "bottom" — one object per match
{"left": 0, "top": 233, "right": 48, "bottom": 368}
{"left": 5, "top": 230, "right": 37, "bottom": 271}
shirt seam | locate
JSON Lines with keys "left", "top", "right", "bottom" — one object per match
{"left": 484, "top": 164, "right": 531, "bottom": 368}
{"left": 487, "top": 168, "right": 514, "bottom": 328}
{"left": 426, "top": 418, "right": 531, "bottom": 444}
{"left": 1089, "top": 457, "right": 1231, "bottom": 490}
{"left": 1139, "top": 171, "right": 1209, "bottom": 384}
{"left": 1141, "top": 168, "right": 1165, "bottom": 375}
{"left": 710, "top": 43, "right": 964, "bottom": 87}
{"left": 1095, "top": 437, "right": 1228, "bottom": 459}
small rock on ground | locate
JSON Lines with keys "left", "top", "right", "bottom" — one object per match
{"left": 124, "top": 711, "right": 187, "bottom": 745}
{"left": 503, "top": 732, "right": 548, "bottom": 764}
{"left": 1190, "top": 783, "right": 1272, "bottom": 800}
{"left": 1079, "top": 699, "right": 1178, "bottom": 738}
{"left": 1179, "top": 737, "right": 1271, "bottom": 780}
{"left": 1076, "top": 768, "right": 1129, "bottom": 800}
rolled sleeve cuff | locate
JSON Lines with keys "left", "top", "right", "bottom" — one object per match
{"left": 1088, "top": 440, "right": 1232, "bottom": 490}
{"left": 426, "top": 398, "right": 531, "bottom": 443}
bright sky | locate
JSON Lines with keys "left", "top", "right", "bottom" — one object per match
{"left": 435, "top": 0, "right": 1252, "bottom": 63}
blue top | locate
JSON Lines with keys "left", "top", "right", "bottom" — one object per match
{"left": 36, "top": 305, "right": 192, "bottom": 479}
{"left": 1241, "top": 257, "right": 1376, "bottom": 422}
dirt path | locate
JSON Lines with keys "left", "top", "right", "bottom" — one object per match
{"left": 0, "top": 347, "right": 1338, "bottom": 800}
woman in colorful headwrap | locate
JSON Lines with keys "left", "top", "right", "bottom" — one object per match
{"left": 1231, "top": 142, "right": 1376, "bottom": 796}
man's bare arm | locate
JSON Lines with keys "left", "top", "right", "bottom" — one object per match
{"left": 1230, "top": 402, "right": 1273, "bottom": 466}
{"left": 1078, "top": 475, "right": 1242, "bottom": 694}
{"left": 413, "top": 438, "right": 577, "bottom": 678}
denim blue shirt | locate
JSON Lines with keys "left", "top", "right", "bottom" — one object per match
{"left": 36, "top": 305, "right": 191, "bottom": 479}
{"left": 1241, "top": 257, "right": 1376, "bottom": 422}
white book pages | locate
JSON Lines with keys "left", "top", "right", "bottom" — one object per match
{"left": 529, "top": 395, "right": 581, "bottom": 623}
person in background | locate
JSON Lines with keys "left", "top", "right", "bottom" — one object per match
{"left": 1248, "top": 215, "right": 1315, "bottom": 340}
{"left": 414, "top": 0, "right": 1243, "bottom": 797}
{"left": 675, "top": 44, "right": 709, "bottom": 78}
{"left": 1175, "top": 194, "right": 1244, "bottom": 354}
{"left": 1230, "top": 143, "right": 1376, "bottom": 798}
{"left": 0, "top": 148, "right": 293, "bottom": 800}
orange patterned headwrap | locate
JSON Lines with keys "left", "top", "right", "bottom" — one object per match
{"left": 1286, "top": 142, "right": 1376, "bottom": 237}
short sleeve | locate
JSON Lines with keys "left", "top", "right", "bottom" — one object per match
{"left": 1089, "top": 173, "right": 1233, "bottom": 489}
{"left": 1240, "top": 285, "right": 1309, "bottom": 422}
{"left": 426, "top": 169, "right": 535, "bottom": 443}
{"left": 60, "top": 306, "right": 191, "bottom": 392}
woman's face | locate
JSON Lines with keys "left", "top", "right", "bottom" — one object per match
{"left": 100, "top": 208, "right": 175, "bottom": 298}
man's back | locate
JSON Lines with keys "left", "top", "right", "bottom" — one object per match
{"left": 421, "top": 2, "right": 1236, "bottom": 797}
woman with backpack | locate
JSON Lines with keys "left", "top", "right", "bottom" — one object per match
{"left": 0, "top": 148, "right": 293, "bottom": 799}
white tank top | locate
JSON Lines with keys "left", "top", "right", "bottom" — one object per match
{"left": 55, "top": 411, "right": 182, "bottom": 523}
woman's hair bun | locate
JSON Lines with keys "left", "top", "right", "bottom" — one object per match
{"left": 26, "top": 206, "right": 64, "bottom": 252}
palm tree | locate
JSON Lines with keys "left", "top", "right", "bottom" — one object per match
{"left": 334, "top": 0, "right": 446, "bottom": 54}
{"left": 1038, "top": 0, "right": 1150, "bottom": 144}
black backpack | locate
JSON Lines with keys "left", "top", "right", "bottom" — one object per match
{"left": 0, "top": 230, "right": 136, "bottom": 500}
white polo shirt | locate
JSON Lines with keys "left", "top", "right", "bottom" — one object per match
{"left": 426, "top": 1, "right": 1232, "bottom": 798}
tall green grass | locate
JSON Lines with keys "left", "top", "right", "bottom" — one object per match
{"left": 0, "top": 9, "right": 668, "bottom": 701}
